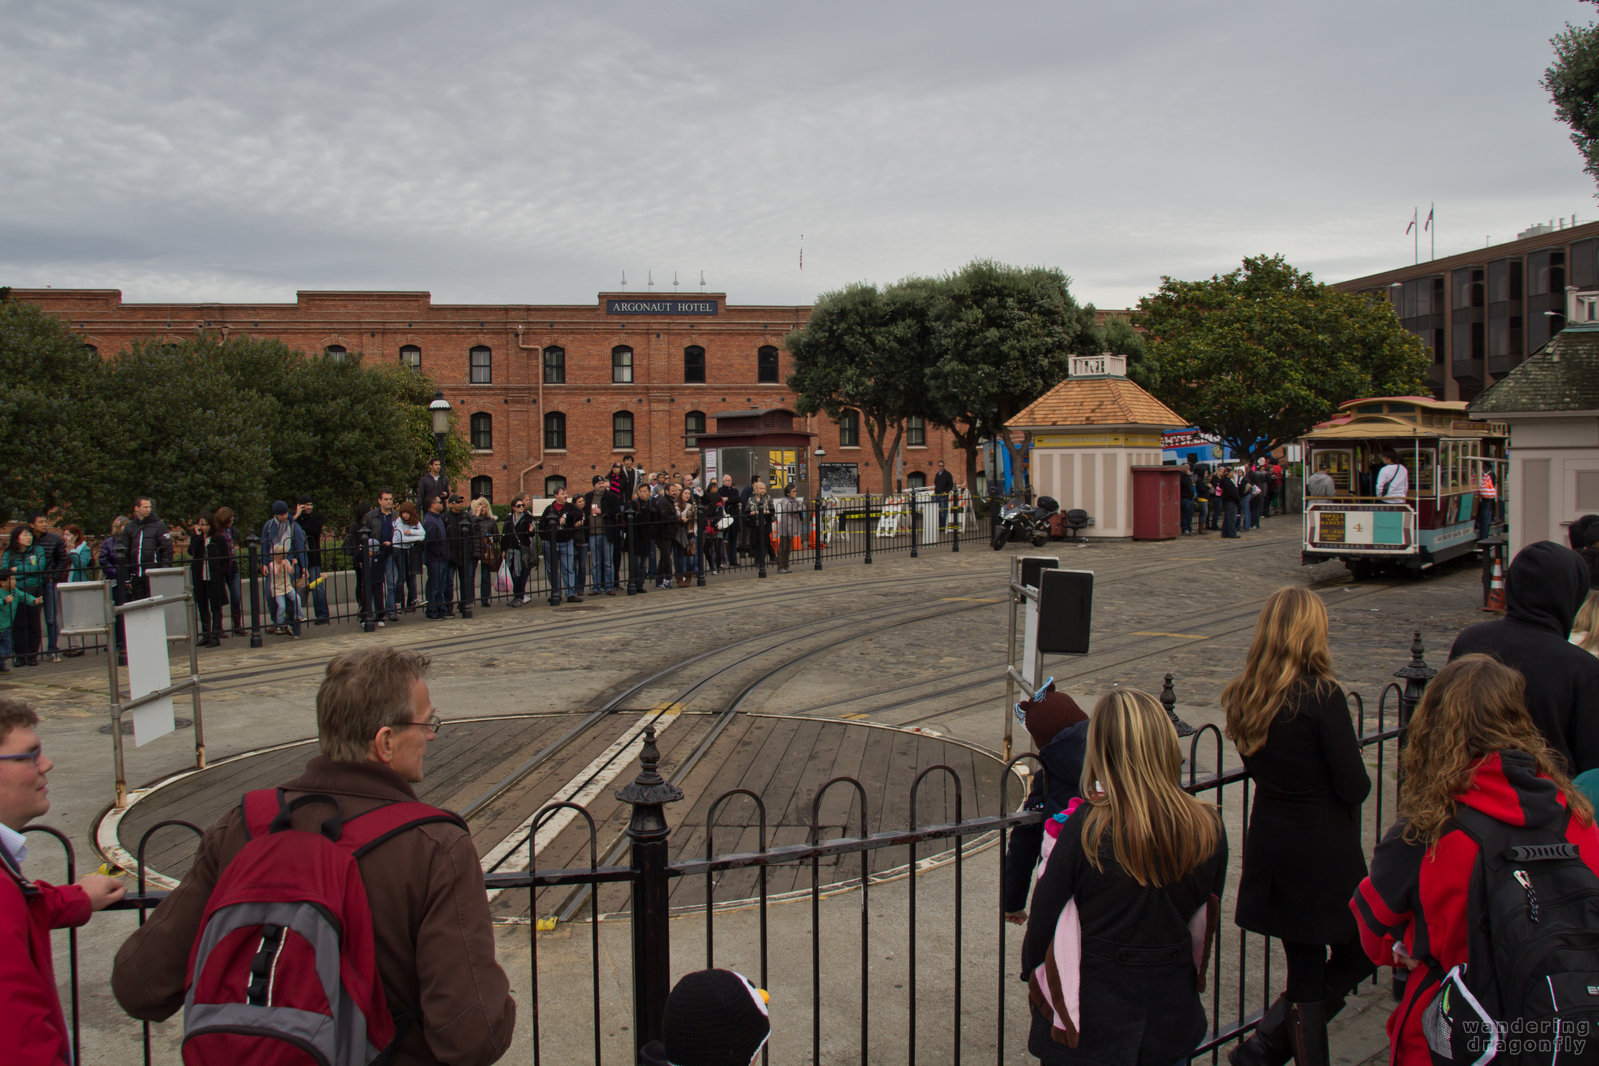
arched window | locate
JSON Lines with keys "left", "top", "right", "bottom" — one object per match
{"left": 684, "top": 410, "right": 706, "bottom": 450}
{"left": 470, "top": 412, "right": 492, "bottom": 450}
{"left": 907, "top": 472, "right": 927, "bottom": 489}
{"left": 839, "top": 409, "right": 860, "bottom": 448}
{"left": 613, "top": 410, "right": 635, "bottom": 450}
{"left": 544, "top": 475, "right": 567, "bottom": 497}
{"left": 684, "top": 345, "right": 706, "bottom": 384}
{"left": 543, "top": 345, "right": 565, "bottom": 384}
{"left": 83, "top": 344, "right": 98, "bottom": 356}
{"left": 325, "top": 344, "right": 348, "bottom": 362}
{"left": 469, "top": 345, "right": 492, "bottom": 383}
{"left": 470, "top": 476, "right": 493, "bottom": 503}
{"left": 544, "top": 411, "right": 567, "bottom": 450}
{"left": 906, "top": 416, "right": 926, "bottom": 447}
{"left": 612, "top": 345, "right": 633, "bottom": 383}
{"left": 400, "top": 344, "right": 421, "bottom": 370}
{"left": 757, "top": 345, "right": 779, "bottom": 383}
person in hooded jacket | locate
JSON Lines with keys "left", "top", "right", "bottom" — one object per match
{"left": 1350, "top": 654, "right": 1599, "bottom": 1066}
{"left": 1449, "top": 540, "right": 1599, "bottom": 774}
{"left": 1003, "top": 682, "right": 1090, "bottom": 923}
{"left": 1223, "top": 588, "right": 1371, "bottom": 1066}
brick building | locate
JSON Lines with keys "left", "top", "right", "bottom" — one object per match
{"left": 11, "top": 288, "right": 961, "bottom": 500}
{"left": 1335, "top": 218, "right": 1599, "bottom": 403}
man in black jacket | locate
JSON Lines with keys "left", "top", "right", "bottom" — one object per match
{"left": 583, "top": 476, "right": 622, "bottom": 596}
{"left": 1218, "top": 467, "right": 1243, "bottom": 538}
{"left": 27, "top": 514, "right": 68, "bottom": 662}
{"left": 1450, "top": 540, "right": 1599, "bottom": 773}
{"left": 417, "top": 459, "right": 449, "bottom": 511}
{"left": 443, "top": 495, "right": 478, "bottom": 618}
{"left": 116, "top": 497, "right": 173, "bottom": 602}
{"left": 626, "top": 484, "right": 654, "bottom": 595}
{"left": 293, "top": 496, "right": 329, "bottom": 624}
{"left": 421, "top": 496, "right": 452, "bottom": 620}
{"left": 933, "top": 460, "right": 955, "bottom": 531}
{"left": 540, "top": 488, "right": 583, "bottom": 605}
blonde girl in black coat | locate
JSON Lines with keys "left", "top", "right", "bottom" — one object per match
{"left": 1223, "top": 587, "right": 1371, "bottom": 1066}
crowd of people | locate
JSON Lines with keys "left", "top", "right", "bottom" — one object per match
{"left": 1175, "top": 456, "right": 1292, "bottom": 539}
{"left": 0, "top": 455, "right": 829, "bottom": 664}
{"left": 1005, "top": 528, "right": 1599, "bottom": 1066}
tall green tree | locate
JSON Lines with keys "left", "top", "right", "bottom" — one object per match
{"left": 785, "top": 279, "right": 937, "bottom": 491}
{"left": 0, "top": 300, "right": 108, "bottom": 524}
{"left": 1133, "top": 255, "right": 1429, "bottom": 461}
{"left": 1545, "top": 3, "right": 1599, "bottom": 189}
{"left": 923, "top": 261, "right": 1100, "bottom": 492}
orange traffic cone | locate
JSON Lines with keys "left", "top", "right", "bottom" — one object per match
{"left": 1483, "top": 555, "right": 1506, "bottom": 612}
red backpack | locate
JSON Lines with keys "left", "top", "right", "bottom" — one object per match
{"left": 181, "top": 789, "right": 465, "bottom": 1066}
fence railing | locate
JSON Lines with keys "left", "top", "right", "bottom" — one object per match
{"left": 29, "top": 633, "right": 1434, "bottom": 1066}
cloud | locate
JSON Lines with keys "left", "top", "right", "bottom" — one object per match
{"left": 2, "top": 0, "right": 1594, "bottom": 311}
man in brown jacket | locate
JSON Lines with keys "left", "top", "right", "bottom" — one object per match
{"left": 111, "top": 648, "right": 516, "bottom": 1066}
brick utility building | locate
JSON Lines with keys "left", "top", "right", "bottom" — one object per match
{"left": 12, "top": 288, "right": 960, "bottom": 501}
{"left": 1336, "top": 217, "right": 1599, "bottom": 404}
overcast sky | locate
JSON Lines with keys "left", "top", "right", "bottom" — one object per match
{"left": 3, "top": 0, "right": 1595, "bottom": 312}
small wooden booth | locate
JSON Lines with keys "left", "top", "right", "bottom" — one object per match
{"left": 1007, "top": 354, "right": 1187, "bottom": 539}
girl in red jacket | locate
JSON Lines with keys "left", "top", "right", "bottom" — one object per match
{"left": 1350, "top": 654, "right": 1599, "bottom": 1066}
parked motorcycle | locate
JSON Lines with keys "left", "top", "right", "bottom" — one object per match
{"left": 990, "top": 496, "right": 1059, "bottom": 549}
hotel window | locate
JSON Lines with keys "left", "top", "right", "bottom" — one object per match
{"left": 612, "top": 345, "right": 633, "bottom": 383}
{"left": 324, "top": 344, "right": 347, "bottom": 362}
{"left": 839, "top": 409, "right": 860, "bottom": 448}
{"left": 544, "top": 411, "right": 566, "bottom": 450}
{"left": 544, "top": 475, "right": 566, "bottom": 497}
{"left": 543, "top": 345, "right": 565, "bottom": 384}
{"left": 470, "top": 476, "right": 493, "bottom": 503}
{"left": 685, "top": 410, "right": 706, "bottom": 449}
{"left": 470, "top": 345, "right": 492, "bottom": 384}
{"left": 684, "top": 345, "right": 706, "bottom": 384}
{"left": 757, "top": 345, "right": 779, "bottom": 383}
{"left": 906, "top": 416, "right": 926, "bottom": 447}
{"left": 907, "top": 472, "right": 927, "bottom": 489}
{"left": 470, "top": 413, "right": 492, "bottom": 450}
{"left": 613, "top": 410, "right": 634, "bottom": 450}
{"left": 400, "top": 344, "right": 421, "bottom": 370}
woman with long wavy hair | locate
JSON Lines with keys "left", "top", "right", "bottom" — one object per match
{"left": 1223, "top": 587, "right": 1370, "bottom": 1066}
{"left": 1021, "top": 689, "right": 1227, "bottom": 1066}
{"left": 1352, "top": 655, "right": 1599, "bottom": 1066}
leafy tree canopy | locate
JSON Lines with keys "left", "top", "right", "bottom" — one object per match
{"left": 0, "top": 305, "right": 474, "bottom": 533}
{"left": 1133, "top": 254, "right": 1430, "bottom": 461}
{"left": 1545, "top": 3, "right": 1599, "bottom": 190}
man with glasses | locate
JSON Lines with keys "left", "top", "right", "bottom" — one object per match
{"left": 1, "top": 698, "right": 126, "bottom": 1066}
{"left": 113, "top": 648, "right": 516, "bottom": 1066}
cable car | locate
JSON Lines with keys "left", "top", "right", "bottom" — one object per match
{"left": 1300, "top": 396, "right": 1507, "bottom": 576}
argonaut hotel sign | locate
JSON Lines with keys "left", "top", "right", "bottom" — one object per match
{"left": 605, "top": 298, "right": 720, "bottom": 315}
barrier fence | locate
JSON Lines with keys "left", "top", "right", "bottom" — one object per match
{"left": 28, "top": 634, "right": 1433, "bottom": 1066}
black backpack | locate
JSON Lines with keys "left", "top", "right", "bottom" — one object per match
{"left": 1424, "top": 806, "right": 1599, "bottom": 1066}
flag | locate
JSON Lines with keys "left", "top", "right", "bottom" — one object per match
{"left": 1424, "top": 207, "right": 1433, "bottom": 231}
{"left": 1406, "top": 209, "right": 1416, "bottom": 234}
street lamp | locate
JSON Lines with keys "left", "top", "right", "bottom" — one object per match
{"left": 429, "top": 390, "right": 451, "bottom": 470}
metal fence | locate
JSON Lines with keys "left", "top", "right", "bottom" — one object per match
{"left": 30, "top": 634, "right": 1433, "bottom": 1066}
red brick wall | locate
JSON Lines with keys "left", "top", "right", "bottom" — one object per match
{"left": 12, "top": 288, "right": 963, "bottom": 498}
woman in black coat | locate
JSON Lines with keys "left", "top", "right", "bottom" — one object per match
{"left": 1022, "top": 689, "right": 1227, "bottom": 1066}
{"left": 1222, "top": 587, "right": 1371, "bottom": 1066}
{"left": 500, "top": 496, "right": 534, "bottom": 606}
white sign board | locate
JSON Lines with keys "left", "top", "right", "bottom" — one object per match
{"left": 58, "top": 581, "right": 110, "bottom": 634}
{"left": 147, "top": 568, "right": 190, "bottom": 638}
{"left": 124, "top": 605, "right": 175, "bottom": 746}
{"left": 1022, "top": 596, "right": 1041, "bottom": 683}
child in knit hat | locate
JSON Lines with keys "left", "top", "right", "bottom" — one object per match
{"left": 639, "top": 968, "right": 771, "bottom": 1066}
{"left": 1002, "top": 680, "right": 1090, "bottom": 924}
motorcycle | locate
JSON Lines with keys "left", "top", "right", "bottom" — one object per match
{"left": 990, "top": 496, "right": 1059, "bottom": 550}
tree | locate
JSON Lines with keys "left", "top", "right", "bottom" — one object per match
{"left": 0, "top": 300, "right": 109, "bottom": 524}
{"left": 785, "top": 279, "right": 937, "bottom": 491}
{"left": 1133, "top": 255, "right": 1429, "bottom": 462}
{"left": 923, "top": 261, "right": 1100, "bottom": 493}
{"left": 1545, "top": 4, "right": 1599, "bottom": 189}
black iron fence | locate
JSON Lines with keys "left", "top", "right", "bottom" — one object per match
{"left": 29, "top": 634, "right": 1434, "bottom": 1066}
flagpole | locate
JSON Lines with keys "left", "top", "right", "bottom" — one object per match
{"left": 1414, "top": 207, "right": 1419, "bottom": 265}
{"left": 1429, "top": 202, "right": 1435, "bottom": 261}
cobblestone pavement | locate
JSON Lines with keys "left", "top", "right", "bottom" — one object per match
{"left": 4, "top": 513, "right": 1469, "bottom": 1064}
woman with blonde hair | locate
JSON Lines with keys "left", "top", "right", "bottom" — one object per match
{"left": 1223, "top": 587, "right": 1370, "bottom": 1066}
{"left": 1352, "top": 655, "right": 1599, "bottom": 1066}
{"left": 1022, "top": 689, "right": 1227, "bottom": 1066}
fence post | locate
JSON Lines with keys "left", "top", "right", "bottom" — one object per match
{"left": 813, "top": 497, "right": 824, "bottom": 571}
{"left": 694, "top": 520, "right": 705, "bottom": 587}
{"left": 616, "top": 725, "right": 684, "bottom": 1057}
{"left": 1159, "top": 673, "right": 1196, "bottom": 737}
{"left": 1393, "top": 630, "right": 1435, "bottom": 734}
{"left": 909, "top": 494, "right": 920, "bottom": 559}
{"left": 246, "top": 534, "right": 263, "bottom": 649}
{"left": 951, "top": 490, "right": 960, "bottom": 553}
{"left": 625, "top": 507, "right": 637, "bottom": 595}
{"left": 864, "top": 494, "right": 874, "bottom": 565}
